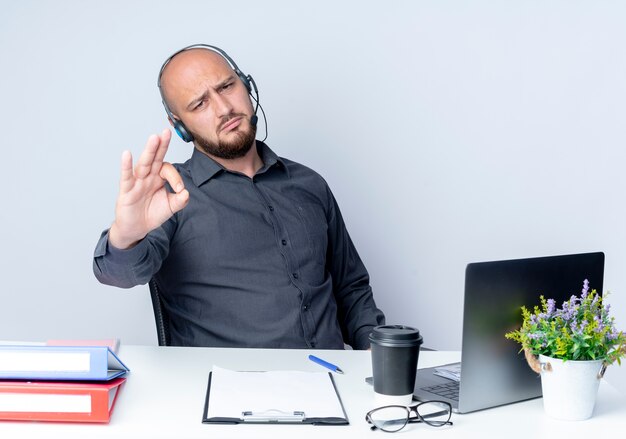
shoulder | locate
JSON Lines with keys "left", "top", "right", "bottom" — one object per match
{"left": 172, "top": 158, "right": 192, "bottom": 175}
{"left": 277, "top": 156, "right": 336, "bottom": 213}
{"left": 280, "top": 157, "right": 330, "bottom": 189}
{"left": 171, "top": 158, "right": 200, "bottom": 187}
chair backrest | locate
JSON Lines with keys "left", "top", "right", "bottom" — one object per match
{"left": 148, "top": 278, "right": 171, "bottom": 346}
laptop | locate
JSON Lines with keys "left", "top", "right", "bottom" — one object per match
{"left": 413, "top": 252, "right": 605, "bottom": 413}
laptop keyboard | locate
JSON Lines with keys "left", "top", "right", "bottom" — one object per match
{"left": 421, "top": 382, "right": 459, "bottom": 401}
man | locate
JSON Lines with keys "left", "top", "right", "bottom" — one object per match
{"left": 93, "top": 44, "right": 385, "bottom": 349}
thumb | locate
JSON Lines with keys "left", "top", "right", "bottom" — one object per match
{"left": 168, "top": 189, "right": 190, "bottom": 214}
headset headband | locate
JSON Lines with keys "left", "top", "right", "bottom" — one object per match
{"left": 157, "top": 44, "right": 245, "bottom": 90}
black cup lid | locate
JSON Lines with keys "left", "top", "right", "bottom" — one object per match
{"left": 369, "top": 325, "right": 423, "bottom": 347}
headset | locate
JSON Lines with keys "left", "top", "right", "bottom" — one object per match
{"left": 157, "top": 44, "right": 261, "bottom": 143}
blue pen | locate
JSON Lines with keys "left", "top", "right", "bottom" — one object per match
{"left": 308, "top": 354, "right": 344, "bottom": 374}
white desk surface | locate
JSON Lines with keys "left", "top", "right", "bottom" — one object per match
{"left": 0, "top": 345, "right": 624, "bottom": 438}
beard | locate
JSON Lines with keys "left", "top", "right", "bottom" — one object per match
{"left": 191, "top": 114, "right": 257, "bottom": 160}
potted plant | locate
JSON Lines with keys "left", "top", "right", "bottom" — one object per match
{"left": 505, "top": 279, "right": 626, "bottom": 420}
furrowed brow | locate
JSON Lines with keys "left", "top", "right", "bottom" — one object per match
{"left": 186, "top": 91, "right": 209, "bottom": 111}
{"left": 215, "top": 75, "right": 236, "bottom": 91}
{"left": 185, "top": 75, "right": 236, "bottom": 111}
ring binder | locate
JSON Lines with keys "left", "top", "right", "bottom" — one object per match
{"left": 242, "top": 409, "right": 306, "bottom": 422}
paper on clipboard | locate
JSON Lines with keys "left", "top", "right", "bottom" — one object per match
{"left": 203, "top": 366, "right": 348, "bottom": 424}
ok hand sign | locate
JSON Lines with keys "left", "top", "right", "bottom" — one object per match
{"left": 108, "top": 129, "right": 189, "bottom": 249}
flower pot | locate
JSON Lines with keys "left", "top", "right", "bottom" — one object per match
{"left": 538, "top": 354, "right": 606, "bottom": 421}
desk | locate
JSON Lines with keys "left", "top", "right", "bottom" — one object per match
{"left": 0, "top": 345, "right": 624, "bottom": 437}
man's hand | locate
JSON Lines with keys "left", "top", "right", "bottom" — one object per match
{"left": 108, "top": 129, "right": 189, "bottom": 249}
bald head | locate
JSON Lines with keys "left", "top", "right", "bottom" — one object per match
{"left": 159, "top": 49, "right": 238, "bottom": 115}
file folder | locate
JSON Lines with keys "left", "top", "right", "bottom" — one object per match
{"left": 47, "top": 338, "right": 121, "bottom": 354}
{"left": 0, "top": 377, "right": 125, "bottom": 423}
{"left": 202, "top": 366, "right": 349, "bottom": 425}
{"left": 0, "top": 345, "right": 129, "bottom": 381}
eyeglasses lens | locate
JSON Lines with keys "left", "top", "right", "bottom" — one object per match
{"left": 417, "top": 401, "right": 451, "bottom": 426}
{"left": 369, "top": 406, "right": 408, "bottom": 432}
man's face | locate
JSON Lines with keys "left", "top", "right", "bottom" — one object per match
{"left": 161, "top": 49, "right": 256, "bottom": 159}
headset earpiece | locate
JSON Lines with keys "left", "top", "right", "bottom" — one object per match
{"left": 173, "top": 120, "right": 194, "bottom": 143}
{"left": 164, "top": 101, "right": 194, "bottom": 143}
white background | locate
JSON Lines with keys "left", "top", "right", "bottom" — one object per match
{"left": 1, "top": 1, "right": 625, "bottom": 390}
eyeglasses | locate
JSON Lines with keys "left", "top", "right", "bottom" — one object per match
{"left": 365, "top": 401, "right": 453, "bottom": 433}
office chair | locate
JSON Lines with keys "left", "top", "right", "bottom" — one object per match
{"left": 148, "top": 278, "right": 171, "bottom": 346}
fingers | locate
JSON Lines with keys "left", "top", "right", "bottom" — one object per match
{"left": 160, "top": 154, "right": 188, "bottom": 215}
{"left": 135, "top": 129, "right": 172, "bottom": 179}
{"left": 134, "top": 134, "right": 161, "bottom": 179}
{"left": 153, "top": 129, "right": 172, "bottom": 165}
{"left": 119, "top": 129, "right": 173, "bottom": 195}
{"left": 159, "top": 162, "right": 185, "bottom": 193}
{"left": 119, "top": 150, "right": 134, "bottom": 193}
{"left": 161, "top": 162, "right": 188, "bottom": 214}
{"left": 168, "top": 189, "right": 190, "bottom": 214}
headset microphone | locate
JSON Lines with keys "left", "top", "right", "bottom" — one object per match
{"left": 246, "top": 75, "right": 268, "bottom": 142}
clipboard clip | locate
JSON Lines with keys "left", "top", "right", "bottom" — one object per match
{"left": 241, "top": 409, "right": 306, "bottom": 423}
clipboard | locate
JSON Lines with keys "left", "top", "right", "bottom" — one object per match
{"left": 202, "top": 366, "right": 349, "bottom": 425}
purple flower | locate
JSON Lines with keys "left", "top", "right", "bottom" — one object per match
{"left": 557, "top": 302, "right": 577, "bottom": 321}
{"left": 537, "top": 312, "right": 548, "bottom": 321}
{"left": 581, "top": 279, "right": 590, "bottom": 298}
{"left": 569, "top": 319, "right": 589, "bottom": 336}
{"left": 546, "top": 299, "right": 556, "bottom": 316}
{"left": 594, "top": 315, "right": 605, "bottom": 333}
{"left": 607, "top": 329, "right": 619, "bottom": 341}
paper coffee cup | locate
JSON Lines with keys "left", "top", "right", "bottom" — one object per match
{"left": 369, "top": 325, "right": 423, "bottom": 405}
